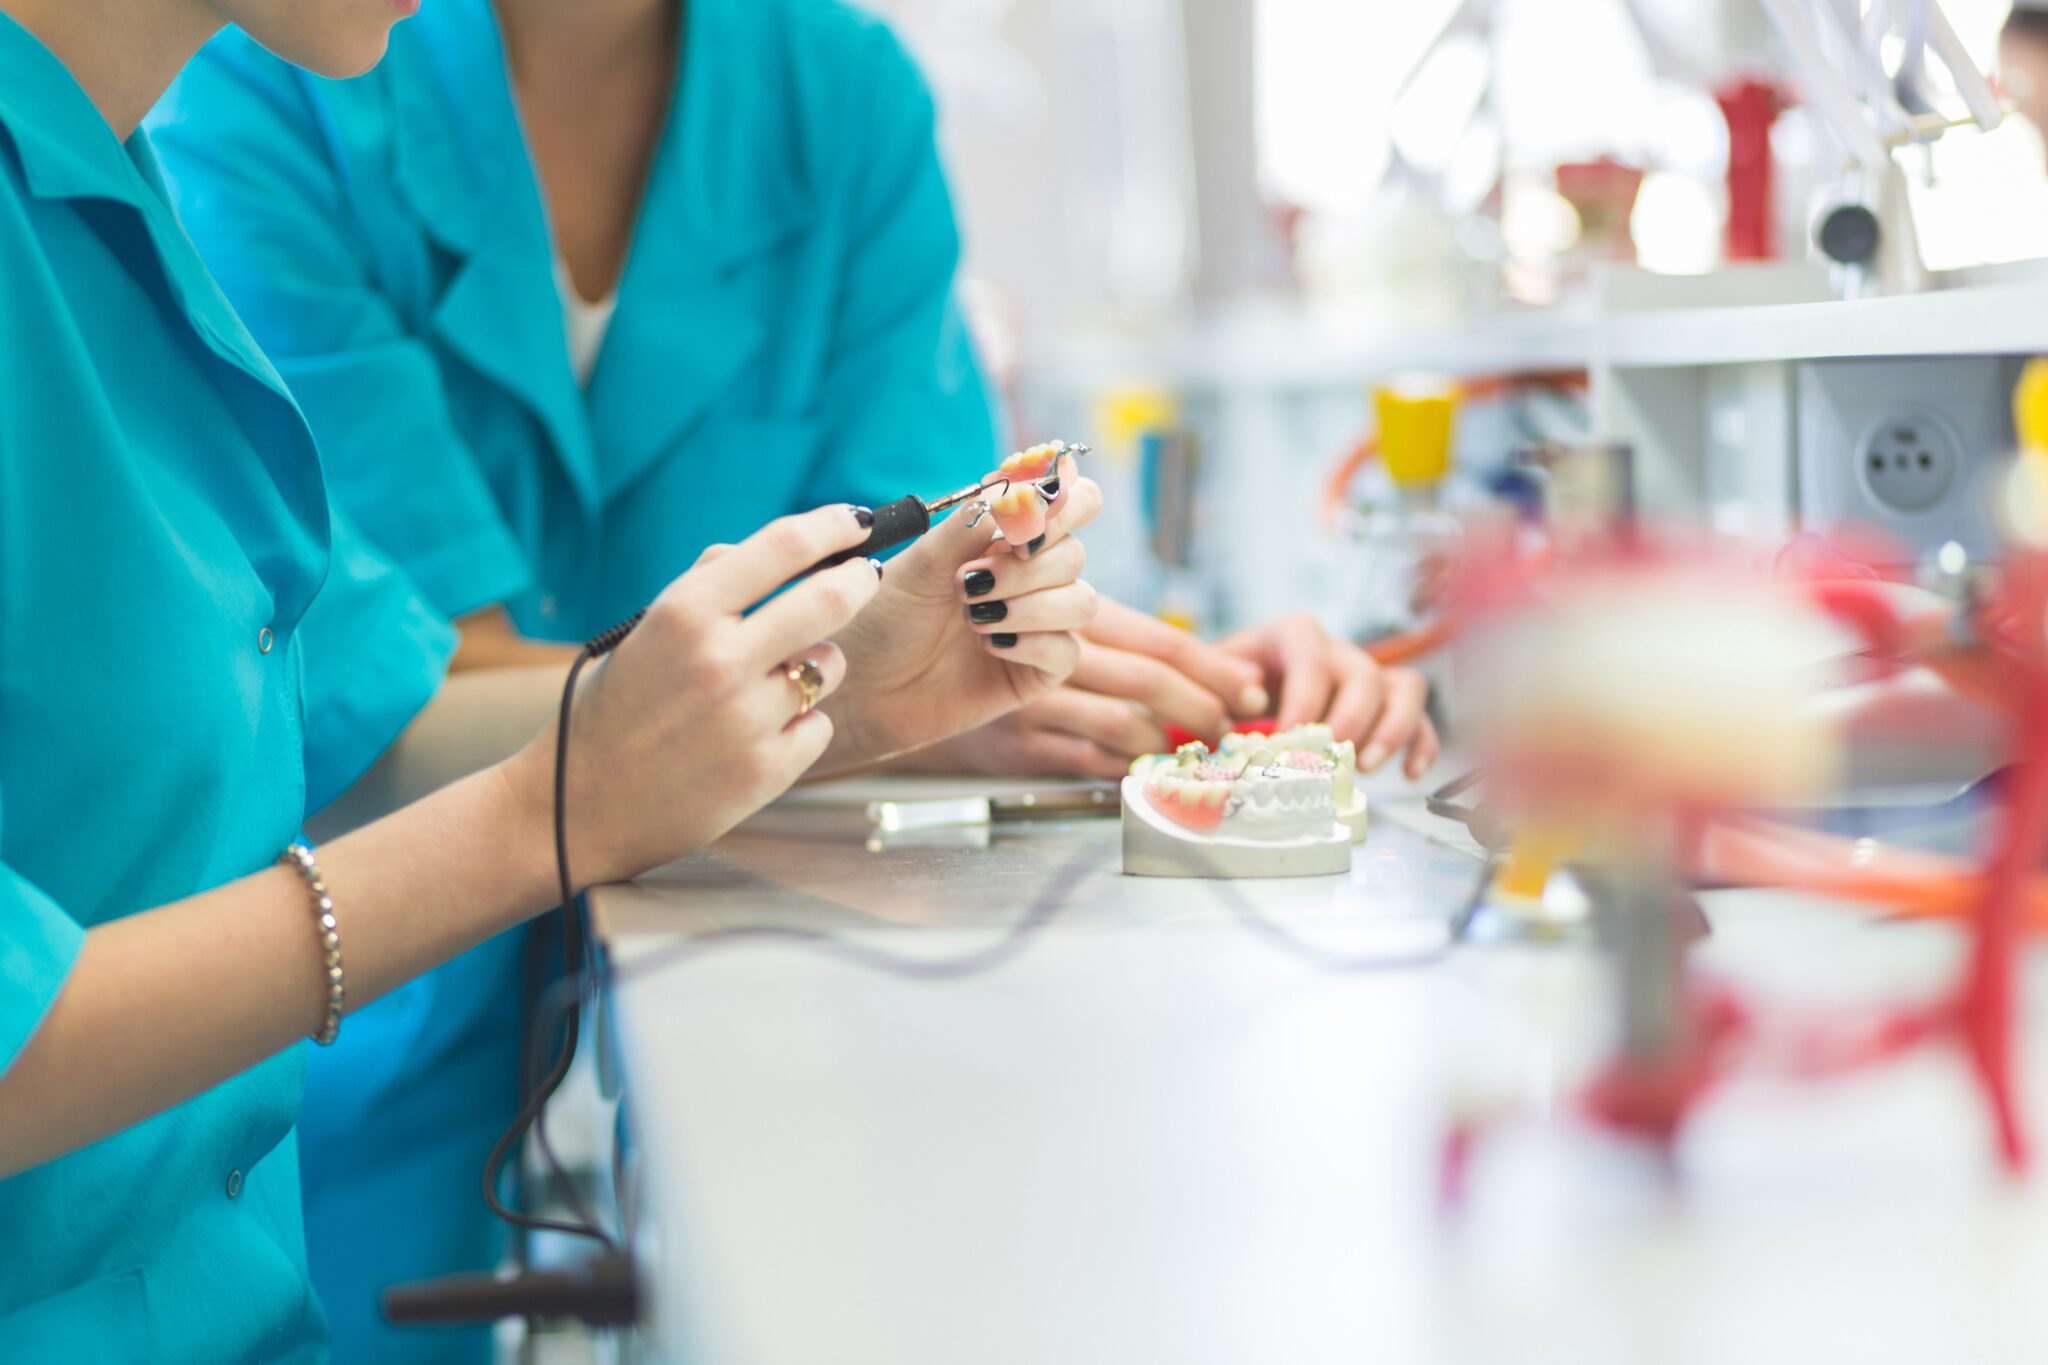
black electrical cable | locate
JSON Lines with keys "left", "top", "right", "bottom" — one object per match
{"left": 481, "top": 610, "right": 644, "bottom": 1253}
{"left": 497, "top": 717, "right": 1470, "bottom": 1254}
{"left": 478, "top": 550, "right": 1474, "bottom": 1257}
{"left": 504, "top": 845, "right": 1475, "bottom": 1251}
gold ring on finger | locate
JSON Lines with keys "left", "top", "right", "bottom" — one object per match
{"left": 785, "top": 657, "right": 825, "bottom": 715}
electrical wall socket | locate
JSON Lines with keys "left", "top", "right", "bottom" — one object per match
{"left": 1857, "top": 410, "right": 1959, "bottom": 514}
{"left": 1796, "top": 356, "right": 2015, "bottom": 563}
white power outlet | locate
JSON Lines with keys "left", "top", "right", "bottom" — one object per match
{"left": 1856, "top": 409, "right": 1960, "bottom": 514}
{"left": 1797, "top": 357, "right": 2013, "bottom": 562}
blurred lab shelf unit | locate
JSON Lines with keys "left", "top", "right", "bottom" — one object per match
{"left": 1591, "top": 271, "right": 2047, "bottom": 559}
{"left": 1016, "top": 303, "right": 1600, "bottom": 631}
{"left": 1016, "top": 266, "right": 2048, "bottom": 626}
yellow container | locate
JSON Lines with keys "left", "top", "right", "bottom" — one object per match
{"left": 2003, "top": 358, "right": 2048, "bottom": 546}
{"left": 1374, "top": 377, "right": 1459, "bottom": 489}
{"left": 2016, "top": 356, "right": 2048, "bottom": 457}
{"left": 1097, "top": 386, "right": 1181, "bottom": 469}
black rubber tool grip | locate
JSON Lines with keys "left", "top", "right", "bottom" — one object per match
{"left": 383, "top": 1255, "right": 639, "bottom": 1328}
{"left": 804, "top": 494, "right": 931, "bottom": 576}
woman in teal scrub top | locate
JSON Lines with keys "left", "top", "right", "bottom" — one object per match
{"left": 0, "top": 2, "right": 1101, "bottom": 1360}
{"left": 150, "top": 4, "right": 1440, "bottom": 1358}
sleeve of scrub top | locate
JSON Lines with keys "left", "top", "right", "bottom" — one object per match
{"left": 804, "top": 25, "right": 1001, "bottom": 510}
{"left": 0, "top": 787, "right": 85, "bottom": 1081}
{"left": 148, "top": 45, "right": 534, "bottom": 621}
{"left": 297, "top": 506, "right": 460, "bottom": 817}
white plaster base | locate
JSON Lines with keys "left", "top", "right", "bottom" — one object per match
{"left": 1120, "top": 777, "right": 1353, "bottom": 879}
{"left": 1336, "top": 794, "right": 1369, "bottom": 843}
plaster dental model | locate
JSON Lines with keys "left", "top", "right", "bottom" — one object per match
{"left": 1122, "top": 726, "right": 1361, "bottom": 879}
{"left": 1216, "top": 723, "right": 1369, "bottom": 842}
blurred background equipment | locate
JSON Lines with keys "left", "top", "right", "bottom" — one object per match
{"left": 867, "top": 0, "right": 2048, "bottom": 650}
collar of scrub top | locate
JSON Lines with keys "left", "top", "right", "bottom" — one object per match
{"left": 0, "top": 11, "right": 331, "bottom": 624}
{"left": 382, "top": 0, "right": 820, "bottom": 520}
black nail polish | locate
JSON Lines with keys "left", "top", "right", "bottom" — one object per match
{"left": 990, "top": 632, "right": 1019, "bottom": 648}
{"left": 963, "top": 568, "right": 997, "bottom": 598}
{"left": 1024, "top": 533, "right": 1047, "bottom": 557}
{"left": 868, "top": 556, "right": 884, "bottom": 579}
{"left": 851, "top": 505, "right": 875, "bottom": 530}
{"left": 969, "top": 601, "right": 1008, "bottom": 624}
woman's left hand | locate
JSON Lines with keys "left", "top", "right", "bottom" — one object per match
{"left": 1218, "top": 612, "right": 1441, "bottom": 780}
{"left": 816, "top": 454, "right": 1103, "bottom": 773}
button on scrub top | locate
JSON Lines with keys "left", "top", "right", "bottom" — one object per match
{"left": 0, "top": 15, "right": 453, "bottom": 1363}
{"left": 153, "top": 5, "right": 996, "bottom": 1360}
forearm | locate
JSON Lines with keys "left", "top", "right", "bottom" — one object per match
{"left": 311, "top": 665, "right": 570, "bottom": 838}
{"left": 451, "top": 605, "right": 582, "bottom": 672}
{"left": 0, "top": 765, "right": 555, "bottom": 1177}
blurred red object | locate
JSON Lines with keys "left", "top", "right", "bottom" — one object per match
{"left": 1717, "top": 78, "right": 1790, "bottom": 261}
{"left": 1555, "top": 158, "right": 1644, "bottom": 261}
{"left": 1161, "top": 717, "right": 1276, "bottom": 752}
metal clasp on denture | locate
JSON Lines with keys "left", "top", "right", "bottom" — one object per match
{"left": 1029, "top": 441, "right": 1085, "bottom": 503}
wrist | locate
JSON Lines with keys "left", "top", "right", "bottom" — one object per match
{"left": 479, "top": 750, "right": 571, "bottom": 916}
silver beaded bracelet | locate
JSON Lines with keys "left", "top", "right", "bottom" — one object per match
{"left": 280, "top": 843, "right": 346, "bottom": 1046}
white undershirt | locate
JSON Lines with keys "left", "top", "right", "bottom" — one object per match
{"left": 554, "top": 259, "right": 618, "bottom": 388}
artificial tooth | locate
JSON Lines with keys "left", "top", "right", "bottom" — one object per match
{"left": 990, "top": 479, "right": 1048, "bottom": 544}
{"left": 1001, "top": 442, "right": 1060, "bottom": 482}
{"left": 1272, "top": 724, "right": 1332, "bottom": 753}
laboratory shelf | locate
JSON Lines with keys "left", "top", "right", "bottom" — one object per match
{"left": 1022, "top": 302, "right": 1597, "bottom": 400}
{"left": 1602, "top": 280, "right": 2048, "bottom": 369}
{"left": 1180, "top": 306, "right": 1598, "bottom": 391}
{"left": 1023, "top": 271, "right": 2048, "bottom": 402}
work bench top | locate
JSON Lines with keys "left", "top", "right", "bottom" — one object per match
{"left": 589, "top": 775, "right": 2048, "bottom": 1365}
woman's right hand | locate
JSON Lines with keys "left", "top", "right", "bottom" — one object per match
{"left": 500, "top": 505, "right": 882, "bottom": 886}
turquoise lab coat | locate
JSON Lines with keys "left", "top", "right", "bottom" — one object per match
{"left": 153, "top": 1, "right": 998, "bottom": 1360}
{"left": 0, "top": 14, "right": 454, "bottom": 1365}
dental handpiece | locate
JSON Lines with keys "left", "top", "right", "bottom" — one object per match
{"left": 800, "top": 441, "right": 1089, "bottom": 578}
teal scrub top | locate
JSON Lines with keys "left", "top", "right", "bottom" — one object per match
{"left": 152, "top": 5, "right": 997, "bottom": 1361}
{"left": 0, "top": 16, "right": 453, "bottom": 1365}
{"left": 154, "top": 0, "right": 998, "bottom": 643}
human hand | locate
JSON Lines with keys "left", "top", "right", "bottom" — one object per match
{"left": 502, "top": 505, "right": 882, "bottom": 884}
{"left": 931, "top": 600, "right": 1269, "bottom": 779}
{"left": 1219, "top": 612, "right": 1440, "bottom": 779}
{"left": 819, "top": 451, "right": 1104, "bottom": 771}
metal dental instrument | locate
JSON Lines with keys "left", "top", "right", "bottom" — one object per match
{"left": 802, "top": 442, "right": 1091, "bottom": 577}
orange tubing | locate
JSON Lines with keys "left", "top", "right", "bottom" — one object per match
{"left": 1364, "top": 616, "right": 1455, "bottom": 666}
{"left": 1320, "top": 433, "right": 1379, "bottom": 532}
{"left": 1694, "top": 816, "right": 2048, "bottom": 932}
{"left": 1319, "top": 369, "right": 1590, "bottom": 530}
